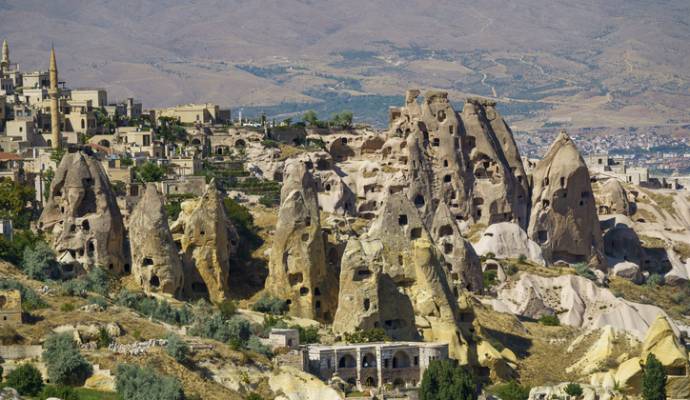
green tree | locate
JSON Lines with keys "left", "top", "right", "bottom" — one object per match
{"left": 21, "top": 241, "right": 59, "bottom": 281}
{"left": 115, "top": 364, "right": 183, "bottom": 400}
{"left": 420, "top": 359, "right": 477, "bottom": 400}
{"left": 6, "top": 363, "right": 44, "bottom": 396}
{"left": 0, "top": 178, "right": 35, "bottom": 229}
{"left": 642, "top": 353, "right": 667, "bottom": 400}
{"left": 38, "top": 385, "right": 79, "bottom": 400}
{"left": 42, "top": 333, "right": 92, "bottom": 385}
{"left": 330, "top": 111, "right": 353, "bottom": 129}
{"left": 493, "top": 381, "right": 530, "bottom": 400}
{"left": 564, "top": 382, "right": 583, "bottom": 398}
{"left": 302, "top": 110, "right": 319, "bottom": 126}
{"left": 165, "top": 334, "right": 189, "bottom": 363}
{"left": 135, "top": 161, "right": 167, "bottom": 182}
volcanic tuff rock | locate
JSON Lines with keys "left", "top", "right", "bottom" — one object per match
{"left": 129, "top": 184, "right": 184, "bottom": 297}
{"left": 387, "top": 90, "right": 528, "bottom": 229}
{"left": 356, "top": 193, "right": 469, "bottom": 360}
{"left": 596, "top": 179, "right": 633, "bottom": 216}
{"left": 473, "top": 222, "right": 545, "bottom": 265}
{"left": 527, "top": 132, "right": 606, "bottom": 268}
{"left": 266, "top": 158, "right": 338, "bottom": 322}
{"left": 430, "top": 202, "right": 483, "bottom": 294}
{"left": 39, "top": 151, "right": 126, "bottom": 275}
{"left": 170, "top": 182, "right": 238, "bottom": 303}
{"left": 491, "top": 273, "right": 676, "bottom": 340}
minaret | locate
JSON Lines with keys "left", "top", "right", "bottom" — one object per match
{"left": 1, "top": 40, "right": 9, "bottom": 71}
{"left": 49, "top": 46, "right": 61, "bottom": 150}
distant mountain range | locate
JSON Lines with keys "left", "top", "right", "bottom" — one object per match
{"left": 1, "top": 0, "right": 689, "bottom": 128}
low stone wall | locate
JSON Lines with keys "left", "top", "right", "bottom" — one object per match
{"left": 0, "top": 345, "right": 42, "bottom": 360}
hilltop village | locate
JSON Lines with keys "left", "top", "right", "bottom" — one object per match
{"left": 2, "top": 43, "right": 690, "bottom": 400}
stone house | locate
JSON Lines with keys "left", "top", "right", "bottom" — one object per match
{"left": 0, "top": 290, "right": 22, "bottom": 325}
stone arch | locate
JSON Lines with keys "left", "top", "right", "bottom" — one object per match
{"left": 362, "top": 352, "right": 376, "bottom": 368}
{"left": 364, "top": 376, "right": 377, "bottom": 387}
{"left": 392, "top": 350, "right": 411, "bottom": 368}
{"left": 338, "top": 354, "right": 356, "bottom": 368}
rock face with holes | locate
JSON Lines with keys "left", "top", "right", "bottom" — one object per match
{"left": 430, "top": 202, "right": 483, "bottom": 294}
{"left": 527, "top": 132, "right": 606, "bottom": 268}
{"left": 170, "top": 182, "right": 238, "bottom": 303}
{"left": 473, "top": 222, "right": 545, "bottom": 265}
{"left": 334, "top": 193, "right": 469, "bottom": 361}
{"left": 387, "top": 90, "right": 528, "bottom": 229}
{"left": 596, "top": 179, "right": 633, "bottom": 216}
{"left": 39, "top": 151, "right": 126, "bottom": 275}
{"left": 266, "top": 158, "right": 338, "bottom": 322}
{"left": 129, "top": 184, "right": 184, "bottom": 297}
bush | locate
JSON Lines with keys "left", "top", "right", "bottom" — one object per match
{"left": 42, "top": 333, "right": 92, "bottom": 385}
{"left": 38, "top": 385, "right": 78, "bottom": 400}
{"left": 6, "top": 363, "right": 44, "bottom": 396}
{"left": 642, "top": 353, "right": 667, "bottom": 400}
{"left": 60, "top": 267, "right": 111, "bottom": 297}
{"left": 646, "top": 274, "right": 665, "bottom": 288}
{"left": 60, "top": 302, "right": 76, "bottom": 312}
{"left": 574, "top": 263, "right": 596, "bottom": 281}
{"left": 420, "top": 359, "right": 477, "bottom": 400}
{"left": 246, "top": 335, "right": 273, "bottom": 357}
{"left": 538, "top": 315, "right": 560, "bottom": 326}
{"left": 564, "top": 382, "right": 583, "bottom": 398}
{"left": 189, "top": 313, "right": 251, "bottom": 346}
{"left": 165, "top": 334, "right": 189, "bottom": 363}
{"left": 97, "top": 327, "right": 112, "bottom": 349}
{"left": 246, "top": 393, "right": 264, "bottom": 400}
{"left": 115, "top": 290, "right": 192, "bottom": 326}
{"left": 252, "top": 295, "right": 288, "bottom": 315}
{"left": 493, "top": 381, "right": 530, "bottom": 400}
{"left": 483, "top": 270, "right": 497, "bottom": 288}
{"left": 21, "top": 241, "right": 59, "bottom": 280}
{"left": 343, "top": 328, "right": 389, "bottom": 343}
{"left": 218, "top": 299, "right": 237, "bottom": 319}
{"left": 517, "top": 254, "right": 527, "bottom": 264}
{"left": 0, "top": 279, "right": 48, "bottom": 311}
{"left": 293, "top": 325, "right": 320, "bottom": 344}
{"left": 88, "top": 295, "right": 108, "bottom": 309}
{"left": 115, "top": 364, "right": 183, "bottom": 400}
{"left": 134, "top": 161, "right": 168, "bottom": 183}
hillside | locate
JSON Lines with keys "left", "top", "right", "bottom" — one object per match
{"left": 1, "top": 0, "right": 689, "bottom": 127}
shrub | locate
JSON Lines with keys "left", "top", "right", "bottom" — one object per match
{"left": 0, "top": 279, "right": 48, "bottom": 311}
{"left": 165, "top": 334, "right": 189, "bottom": 363}
{"left": 642, "top": 353, "right": 667, "bottom": 400}
{"left": 218, "top": 299, "right": 237, "bottom": 319}
{"left": 97, "top": 327, "right": 112, "bottom": 349}
{"left": 574, "top": 263, "right": 596, "bottom": 281}
{"left": 420, "top": 359, "right": 477, "bottom": 400}
{"left": 483, "top": 270, "right": 497, "bottom": 288}
{"left": 189, "top": 313, "right": 251, "bottom": 346}
{"left": 252, "top": 295, "right": 288, "bottom": 315}
{"left": 60, "top": 267, "right": 111, "bottom": 297}
{"left": 646, "top": 274, "right": 665, "bottom": 288}
{"left": 493, "top": 380, "right": 530, "bottom": 400}
{"left": 115, "top": 290, "right": 192, "bottom": 326}
{"left": 293, "top": 325, "right": 320, "bottom": 344}
{"left": 517, "top": 254, "right": 527, "bottom": 264}
{"left": 42, "top": 333, "right": 92, "bottom": 385}
{"left": 21, "top": 241, "right": 59, "bottom": 280}
{"left": 564, "top": 382, "right": 583, "bottom": 398}
{"left": 60, "top": 303, "right": 76, "bottom": 312}
{"left": 134, "top": 161, "right": 168, "bottom": 183}
{"left": 343, "top": 328, "right": 389, "bottom": 343}
{"left": 6, "top": 363, "right": 44, "bottom": 396}
{"left": 38, "top": 385, "right": 79, "bottom": 400}
{"left": 115, "top": 364, "right": 183, "bottom": 400}
{"left": 246, "top": 393, "right": 264, "bottom": 400}
{"left": 538, "top": 315, "right": 560, "bottom": 326}
{"left": 246, "top": 335, "right": 273, "bottom": 357}
{"left": 88, "top": 295, "right": 108, "bottom": 309}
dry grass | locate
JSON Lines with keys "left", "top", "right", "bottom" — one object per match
{"left": 642, "top": 189, "right": 676, "bottom": 215}
{"left": 609, "top": 277, "right": 690, "bottom": 322}
{"left": 638, "top": 234, "right": 667, "bottom": 249}
{"left": 466, "top": 223, "right": 487, "bottom": 243}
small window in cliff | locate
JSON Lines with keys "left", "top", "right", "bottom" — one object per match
{"left": 200, "top": 230, "right": 205, "bottom": 236}
{"left": 87, "top": 241, "right": 95, "bottom": 255}
{"left": 305, "top": 161, "right": 313, "bottom": 170}
{"left": 432, "top": 138, "right": 440, "bottom": 147}
{"left": 443, "top": 243, "right": 453, "bottom": 254}
{"left": 560, "top": 177, "right": 566, "bottom": 188}
{"left": 476, "top": 208, "right": 482, "bottom": 218}
{"left": 448, "top": 125, "right": 454, "bottom": 135}
{"left": 325, "top": 183, "right": 331, "bottom": 191}
{"left": 443, "top": 159, "right": 448, "bottom": 167}
{"left": 363, "top": 298, "right": 370, "bottom": 311}
{"left": 81, "top": 220, "right": 90, "bottom": 231}
{"left": 108, "top": 264, "right": 114, "bottom": 270}
{"left": 314, "top": 287, "right": 321, "bottom": 296}
{"left": 355, "top": 269, "right": 372, "bottom": 281}
{"left": 124, "top": 264, "right": 131, "bottom": 274}
{"left": 542, "top": 199, "right": 550, "bottom": 209}
{"left": 300, "top": 287, "right": 309, "bottom": 296}
{"left": 443, "top": 174, "right": 451, "bottom": 183}
{"left": 69, "top": 224, "right": 76, "bottom": 232}
{"left": 150, "top": 275, "right": 160, "bottom": 287}
{"left": 543, "top": 177, "right": 549, "bottom": 186}
{"left": 301, "top": 233, "right": 309, "bottom": 242}
{"left": 537, "top": 230, "right": 548, "bottom": 244}
{"left": 398, "top": 255, "right": 403, "bottom": 265}
{"left": 410, "top": 227, "right": 422, "bottom": 239}
{"left": 143, "top": 257, "right": 154, "bottom": 266}
{"left": 414, "top": 195, "right": 425, "bottom": 207}
{"left": 315, "top": 300, "right": 321, "bottom": 310}
{"left": 398, "top": 215, "right": 408, "bottom": 226}
{"left": 305, "top": 217, "right": 311, "bottom": 227}
{"left": 288, "top": 273, "right": 304, "bottom": 285}
{"left": 439, "top": 225, "right": 453, "bottom": 237}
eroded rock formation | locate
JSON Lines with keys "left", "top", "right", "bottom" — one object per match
{"left": 129, "top": 184, "right": 184, "bottom": 297}
{"left": 597, "top": 179, "right": 633, "bottom": 216}
{"left": 266, "top": 158, "right": 338, "bottom": 321}
{"left": 170, "top": 182, "right": 238, "bottom": 303}
{"left": 39, "top": 151, "right": 126, "bottom": 275}
{"left": 527, "top": 132, "right": 606, "bottom": 267}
